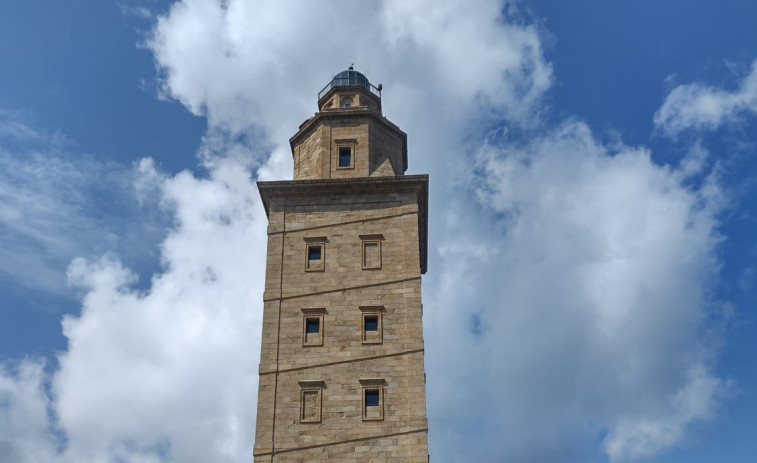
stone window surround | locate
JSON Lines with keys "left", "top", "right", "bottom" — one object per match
{"left": 359, "top": 378, "right": 386, "bottom": 421}
{"left": 301, "top": 307, "right": 326, "bottom": 347}
{"left": 304, "top": 236, "right": 327, "bottom": 272}
{"left": 334, "top": 138, "right": 356, "bottom": 170}
{"left": 340, "top": 94, "right": 354, "bottom": 108}
{"left": 298, "top": 380, "right": 325, "bottom": 424}
{"left": 359, "top": 234, "right": 384, "bottom": 270}
{"left": 359, "top": 306, "right": 384, "bottom": 345}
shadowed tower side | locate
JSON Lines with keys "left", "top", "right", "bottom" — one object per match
{"left": 254, "top": 67, "right": 429, "bottom": 462}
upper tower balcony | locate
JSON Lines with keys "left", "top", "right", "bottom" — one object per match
{"left": 316, "top": 67, "right": 383, "bottom": 114}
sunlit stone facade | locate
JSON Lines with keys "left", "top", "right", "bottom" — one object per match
{"left": 254, "top": 68, "right": 429, "bottom": 462}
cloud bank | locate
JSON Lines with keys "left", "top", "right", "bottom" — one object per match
{"left": 425, "top": 121, "right": 727, "bottom": 461}
{"left": 0, "top": 1, "right": 732, "bottom": 462}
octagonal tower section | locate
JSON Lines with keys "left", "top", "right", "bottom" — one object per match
{"left": 290, "top": 67, "right": 408, "bottom": 180}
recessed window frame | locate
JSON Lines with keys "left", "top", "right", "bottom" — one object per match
{"left": 335, "top": 139, "right": 356, "bottom": 170}
{"left": 365, "top": 389, "right": 380, "bottom": 407}
{"left": 338, "top": 146, "right": 352, "bottom": 168}
{"left": 359, "top": 378, "right": 386, "bottom": 421}
{"left": 301, "top": 308, "right": 326, "bottom": 347}
{"left": 304, "top": 236, "right": 327, "bottom": 272}
{"left": 298, "top": 380, "right": 325, "bottom": 424}
{"left": 360, "top": 234, "right": 384, "bottom": 270}
{"left": 359, "top": 306, "right": 384, "bottom": 345}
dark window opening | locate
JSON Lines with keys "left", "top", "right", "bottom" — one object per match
{"left": 365, "top": 389, "right": 380, "bottom": 407}
{"left": 338, "top": 147, "right": 352, "bottom": 167}
{"left": 364, "top": 316, "right": 378, "bottom": 332}
{"left": 306, "top": 318, "right": 320, "bottom": 334}
{"left": 308, "top": 245, "right": 322, "bottom": 261}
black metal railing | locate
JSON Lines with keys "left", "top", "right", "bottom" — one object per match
{"left": 318, "top": 71, "right": 381, "bottom": 100}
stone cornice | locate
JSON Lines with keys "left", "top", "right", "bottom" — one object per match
{"left": 257, "top": 175, "right": 428, "bottom": 274}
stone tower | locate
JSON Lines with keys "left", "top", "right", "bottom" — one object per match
{"left": 253, "top": 68, "right": 429, "bottom": 462}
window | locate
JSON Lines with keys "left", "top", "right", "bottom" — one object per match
{"left": 365, "top": 389, "right": 380, "bottom": 406}
{"left": 301, "top": 308, "right": 325, "bottom": 346}
{"left": 364, "top": 316, "right": 378, "bottom": 332}
{"left": 335, "top": 139, "right": 356, "bottom": 170}
{"left": 360, "top": 379, "right": 385, "bottom": 421}
{"left": 298, "top": 380, "right": 325, "bottom": 423}
{"left": 304, "top": 237, "right": 326, "bottom": 272}
{"left": 360, "top": 306, "right": 384, "bottom": 344}
{"left": 308, "top": 245, "right": 321, "bottom": 261}
{"left": 341, "top": 96, "right": 353, "bottom": 108}
{"left": 306, "top": 318, "right": 320, "bottom": 333}
{"left": 338, "top": 146, "right": 352, "bottom": 168}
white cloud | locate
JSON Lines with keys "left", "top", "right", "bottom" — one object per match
{"left": 0, "top": 359, "right": 59, "bottom": 463}
{"left": 603, "top": 365, "right": 725, "bottom": 460}
{"left": 147, "top": 0, "right": 551, "bottom": 178}
{"left": 421, "top": 121, "right": 727, "bottom": 461}
{"left": 145, "top": 1, "right": 727, "bottom": 457}
{"left": 53, "top": 154, "right": 266, "bottom": 463}
{"left": 0, "top": 112, "right": 165, "bottom": 300}
{"left": 3, "top": 148, "right": 267, "bottom": 463}
{"left": 0, "top": 1, "right": 732, "bottom": 462}
{"left": 118, "top": 4, "right": 153, "bottom": 20}
{"left": 654, "top": 59, "right": 757, "bottom": 137}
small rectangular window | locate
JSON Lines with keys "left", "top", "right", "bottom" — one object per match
{"left": 306, "top": 318, "right": 320, "bottom": 333}
{"left": 364, "top": 316, "right": 378, "bottom": 332}
{"left": 338, "top": 146, "right": 352, "bottom": 167}
{"left": 302, "top": 308, "right": 325, "bottom": 346}
{"left": 360, "top": 306, "right": 383, "bottom": 344}
{"left": 360, "top": 379, "right": 385, "bottom": 421}
{"left": 304, "top": 238, "right": 326, "bottom": 272}
{"left": 365, "top": 389, "right": 380, "bottom": 407}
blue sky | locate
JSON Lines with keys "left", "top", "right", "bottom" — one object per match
{"left": 1, "top": 1, "right": 757, "bottom": 462}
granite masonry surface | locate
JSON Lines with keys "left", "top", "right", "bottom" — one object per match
{"left": 253, "top": 73, "right": 430, "bottom": 462}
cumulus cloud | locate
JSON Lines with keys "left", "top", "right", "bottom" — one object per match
{"left": 654, "top": 59, "right": 757, "bottom": 137}
{"left": 3, "top": 147, "right": 268, "bottom": 463}
{"left": 145, "top": 1, "right": 728, "bottom": 459}
{"left": 422, "top": 121, "right": 728, "bottom": 461}
{"left": 0, "top": 359, "right": 58, "bottom": 462}
{"left": 603, "top": 365, "right": 724, "bottom": 460}
{"left": 0, "top": 0, "right": 732, "bottom": 462}
{"left": 52, "top": 152, "right": 267, "bottom": 462}
{"left": 147, "top": 0, "right": 551, "bottom": 179}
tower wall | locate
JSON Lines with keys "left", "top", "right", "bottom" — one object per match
{"left": 292, "top": 112, "right": 407, "bottom": 180}
{"left": 255, "top": 69, "right": 428, "bottom": 462}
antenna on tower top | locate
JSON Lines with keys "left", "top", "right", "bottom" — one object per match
{"left": 349, "top": 63, "right": 354, "bottom": 70}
